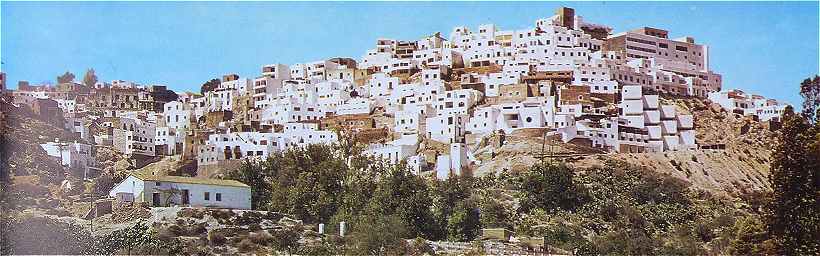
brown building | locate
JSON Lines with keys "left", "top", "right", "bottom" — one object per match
{"left": 555, "top": 7, "right": 575, "bottom": 29}
{"left": 489, "top": 84, "right": 542, "bottom": 104}
{"left": 204, "top": 111, "right": 233, "bottom": 129}
{"left": 139, "top": 85, "right": 178, "bottom": 112}
{"left": 32, "top": 98, "right": 65, "bottom": 126}
{"left": 0, "top": 72, "right": 6, "bottom": 92}
{"left": 522, "top": 71, "right": 573, "bottom": 85}
{"left": 320, "top": 114, "right": 375, "bottom": 131}
{"left": 558, "top": 85, "right": 592, "bottom": 105}
{"left": 90, "top": 86, "right": 140, "bottom": 110}
{"left": 328, "top": 57, "right": 357, "bottom": 69}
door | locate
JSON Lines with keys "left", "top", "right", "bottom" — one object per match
{"left": 152, "top": 192, "right": 161, "bottom": 207}
{"left": 181, "top": 190, "right": 190, "bottom": 205}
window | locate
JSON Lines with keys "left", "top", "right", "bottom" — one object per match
{"left": 204, "top": 192, "right": 210, "bottom": 200}
{"left": 216, "top": 193, "right": 222, "bottom": 201}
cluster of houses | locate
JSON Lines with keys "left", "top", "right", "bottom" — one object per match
{"left": 1, "top": 7, "right": 789, "bottom": 209}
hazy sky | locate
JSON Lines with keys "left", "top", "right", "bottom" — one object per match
{"left": 2, "top": 2, "right": 818, "bottom": 105}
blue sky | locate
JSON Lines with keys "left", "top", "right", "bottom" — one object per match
{"left": 2, "top": 2, "right": 818, "bottom": 105}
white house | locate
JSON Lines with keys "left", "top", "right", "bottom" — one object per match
{"left": 108, "top": 172, "right": 251, "bottom": 209}
{"left": 708, "top": 89, "right": 788, "bottom": 122}
{"left": 40, "top": 141, "right": 96, "bottom": 178}
{"left": 113, "top": 117, "right": 156, "bottom": 157}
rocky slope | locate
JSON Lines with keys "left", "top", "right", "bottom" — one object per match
{"left": 474, "top": 97, "right": 777, "bottom": 198}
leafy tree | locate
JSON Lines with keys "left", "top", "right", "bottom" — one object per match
{"left": 518, "top": 162, "right": 588, "bottom": 214}
{"left": 200, "top": 78, "right": 220, "bottom": 94}
{"left": 766, "top": 105, "right": 820, "bottom": 255}
{"left": 430, "top": 175, "right": 474, "bottom": 239}
{"left": 477, "top": 194, "right": 512, "bottom": 229}
{"left": 224, "top": 159, "right": 272, "bottom": 210}
{"left": 82, "top": 68, "right": 98, "bottom": 87}
{"left": 282, "top": 145, "right": 346, "bottom": 223}
{"left": 369, "top": 164, "right": 438, "bottom": 238}
{"left": 57, "top": 71, "right": 75, "bottom": 84}
{"left": 446, "top": 201, "right": 481, "bottom": 241}
{"left": 799, "top": 75, "right": 820, "bottom": 121}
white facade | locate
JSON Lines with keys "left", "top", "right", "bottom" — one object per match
{"left": 108, "top": 174, "right": 251, "bottom": 209}
{"left": 113, "top": 117, "right": 156, "bottom": 156}
{"left": 40, "top": 141, "right": 95, "bottom": 177}
{"left": 708, "top": 89, "right": 788, "bottom": 122}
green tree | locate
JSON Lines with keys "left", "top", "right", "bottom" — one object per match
{"left": 799, "top": 75, "right": 820, "bottom": 121}
{"left": 446, "top": 201, "right": 481, "bottom": 241}
{"left": 345, "top": 214, "right": 410, "bottom": 255}
{"left": 224, "top": 159, "right": 271, "bottom": 210}
{"left": 200, "top": 78, "right": 220, "bottom": 94}
{"left": 728, "top": 216, "right": 768, "bottom": 255}
{"left": 477, "top": 194, "right": 512, "bottom": 229}
{"left": 518, "top": 162, "right": 588, "bottom": 214}
{"left": 57, "top": 71, "right": 75, "bottom": 84}
{"left": 82, "top": 69, "right": 98, "bottom": 87}
{"left": 369, "top": 165, "right": 438, "bottom": 238}
{"left": 430, "top": 175, "right": 474, "bottom": 239}
{"left": 766, "top": 105, "right": 820, "bottom": 255}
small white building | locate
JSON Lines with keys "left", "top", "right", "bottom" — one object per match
{"left": 708, "top": 89, "right": 788, "bottom": 122}
{"left": 109, "top": 172, "right": 251, "bottom": 209}
{"left": 40, "top": 141, "right": 96, "bottom": 177}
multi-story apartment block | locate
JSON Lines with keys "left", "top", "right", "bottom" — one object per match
{"left": 113, "top": 117, "right": 157, "bottom": 157}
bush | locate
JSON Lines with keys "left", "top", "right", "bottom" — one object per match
{"left": 208, "top": 230, "right": 227, "bottom": 246}
{"left": 518, "top": 162, "right": 588, "bottom": 213}
{"left": 188, "top": 223, "right": 207, "bottom": 236}
{"left": 237, "top": 237, "right": 257, "bottom": 253}
{"left": 270, "top": 226, "right": 301, "bottom": 253}
{"left": 210, "top": 209, "right": 236, "bottom": 222}
{"left": 248, "top": 231, "right": 273, "bottom": 245}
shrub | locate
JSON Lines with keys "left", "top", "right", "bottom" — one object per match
{"left": 518, "top": 162, "right": 588, "bottom": 213}
{"left": 248, "top": 231, "right": 273, "bottom": 245}
{"left": 188, "top": 223, "right": 207, "bottom": 236}
{"left": 237, "top": 237, "right": 257, "bottom": 253}
{"left": 208, "top": 230, "right": 227, "bottom": 246}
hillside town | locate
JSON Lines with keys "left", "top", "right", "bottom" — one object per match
{"left": 3, "top": 7, "right": 788, "bottom": 187}
{"left": 3, "top": 5, "right": 814, "bottom": 255}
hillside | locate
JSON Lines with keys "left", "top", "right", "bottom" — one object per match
{"left": 474, "top": 97, "right": 776, "bottom": 198}
{"left": 0, "top": 96, "right": 782, "bottom": 255}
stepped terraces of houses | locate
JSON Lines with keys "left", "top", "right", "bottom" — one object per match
{"left": 2, "top": 7, "right": 788, "bottom": 179}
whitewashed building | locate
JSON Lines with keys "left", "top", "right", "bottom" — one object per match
{"left": 109, "top": 171, "right": 251, "bottom": 209}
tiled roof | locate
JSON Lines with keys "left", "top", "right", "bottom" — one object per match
{"left": 132, "top": 170, "right": 250, "bottom": 188}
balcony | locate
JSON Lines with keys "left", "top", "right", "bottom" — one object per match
{"left": 621, "top": 99, "right": 644, "bottom": 115}
{"left": 661, "top": 120, "right": 678, "bottom": 135}
{"left": 677, "top": 115, "right": 694, "bottom": 129}
{"left": 663, "top": 135, "right": 680, "bottom": 151}
{"left": 679, "top": 130, "right": 695, "bottom": 146}
{"left": 660, "top": 105, "right": 677, "bottom": 120}
{"left": 646, "top": 125, "right": 662, "bottom": 140}
{"left": 644, "top": 110, "right": 660, "bottom": 125}
{"left": 643, "top": 95, "right": 659, "bottom": 110}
